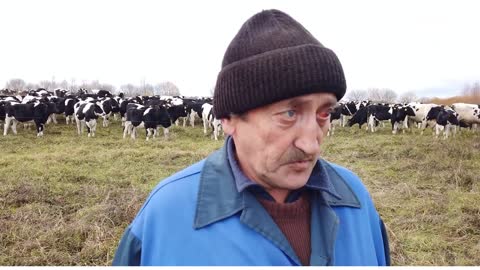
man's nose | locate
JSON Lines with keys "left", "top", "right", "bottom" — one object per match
{"left": 294, "top": 116, "right": 321, "bottom": 156}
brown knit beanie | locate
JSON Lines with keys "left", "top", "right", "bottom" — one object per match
{"left": 213, "top": 9, "right": 347, "bottom": 118}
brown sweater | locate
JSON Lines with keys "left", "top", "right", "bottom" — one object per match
{"left": 257, "top": 192, "right": 311, "bottom": 266}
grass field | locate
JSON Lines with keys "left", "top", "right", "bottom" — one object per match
{"left": 0, "top": 117, "right": 479, "bottom": 265}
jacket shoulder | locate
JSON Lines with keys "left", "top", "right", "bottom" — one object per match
{"left": 130, "top": 160, "right": 205, "bottom": 229}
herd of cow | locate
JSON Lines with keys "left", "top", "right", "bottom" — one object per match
{"left": 329, "top": 100, "right": 480, "bottom": 139}
{"left": 0, "top": 88, "right": 479, "bottom": 140}
{"left": 0, "top": 88, "right": 221, "bottom": 140}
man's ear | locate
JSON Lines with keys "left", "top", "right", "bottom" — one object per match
{"left": 221, "top": 117, "right": 236, "bottom": 136}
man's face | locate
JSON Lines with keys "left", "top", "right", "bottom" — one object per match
{"left": 223, "top": 92, "right": 336, "bottom": 202}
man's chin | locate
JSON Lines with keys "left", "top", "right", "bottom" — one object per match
{"left": 283, "top": 169, "right": 313, "bottom": 187}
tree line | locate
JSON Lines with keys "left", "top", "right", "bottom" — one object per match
{"left": 2, "top": 78, "right": 181, "bottom": 97}
{"left": 346, "top": 82, "right": 480, "bottom": 104}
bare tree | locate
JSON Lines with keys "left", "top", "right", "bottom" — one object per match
{"left": 381, "top": 88, "right": 397, "bottom": 103}
{"left": 144, "top": 83, "right": 154, "bottom": 96}
{"left": 70, "top": 78, "right": 77, "bottom": 92}
{"left": 39, "top": 80, "right": 57, "bottom": 91}
{"left": 398, "top": 91, "right": 418, "bottom": 103}
{"left": 25, "top": 82, "right": 40, "bottom": 91}
{"left": 470, "top": 81, "right": 480, "bottom": 97}
{"left": 367, "top": 88, "right": 382, "bottom": 102}
{"left": 462, "top": 83, "right": 471, "bottom": 96}
{"left": 461, "top": 81, "right": 480, "bottom": 97}
{"left": 121, "top": 84, "right": 142, "bottom": 97}
{"left": 154, "top": 81, "right": 180, "bottom": 96}
{"left": 346, "top": 89, "right": 367, "bottom": 101}
{"left": 367, "top": 88, "right": 397, "bottom": 103}
{"left": 5, "top": 78, "right": 26, "bottom": 92}
{"left": 58, "top": 80, "right": 69, "bottom": 90}
{"left": 99, "top": 83, "right": 116, "bottom": 93}
{"left": 418, "top": 96, "right": 431, "bottom": 103}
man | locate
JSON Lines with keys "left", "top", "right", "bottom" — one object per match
{"left": 113, "top": 9, "right": 390, "bottom": 266}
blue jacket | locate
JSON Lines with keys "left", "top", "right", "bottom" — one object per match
{"left": 113, "top": 144, "right": 390, "bottom": 266}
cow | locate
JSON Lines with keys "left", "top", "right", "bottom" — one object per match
{"left": 404, "top": 102, "right": 439, "bottom": 134}
{"left": 201, "top": 103, "right": 214, "bottom": 135}
{"left": 366, "top": 104, "right": 392, "bottom": 132}
{"left": 391, "top": 104, "right": 415, "bottom": 134}
{"left": 3, "top": 101, "right": 49, "bottom": 137}
{"left": 327, "top": 105, "right": 342, "bottom": 136}
{"left": 64, "top": 98, "right": 79, "bottom": 124}
{"left": 347, "top": 106, "right": 369, "bottom": 130}
{"left": 451, "top": 103, "right": 480, "bottom": 132}
{"left": 92, "top": 89, "right": 113, "bottom": 98}
{"left": 74, "top": 102, "right": 106, "bottom": 137}
{"left": 54, "top": 89, "right": 68, "bottom": 97}
{"left": 0, "top": 101, "right": 7, "bottom": 130}
{"left": 339, "top": 101, "right": 358, "bottom": 127}
{"left": 167, "top": 104, "right": 188, "bottom": 126}
{"left": 99, "top": 98, "right": 120, "bottom": 127}
{"left": 426, "top": 106, "right": 459, "bottom": 139}
{"left": 39, "top": 98, "right": 60, "bottom": 125}
{"left": 185, "top": 101, "right": 205, "bottom": 127}
{"left": 123, "top": 105, "right": 172, "bottom": 140}
{"left": 119, "top": 98, "right": 138, "bottom": 126}
{"left": 206, "top": 107, "right": 222, "bottom": 141}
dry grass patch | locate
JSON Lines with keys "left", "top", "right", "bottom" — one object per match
{"left": 0, "top": 118, "right": 478, "bottom": 265}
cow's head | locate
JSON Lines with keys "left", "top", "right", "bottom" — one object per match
{"left": 446, "top": 110, "right": 459, "bottom": 126}
{"left": 158, "top": 106, "right": 172, "bottom": 128}
{"left": 94, "top": 104, "right": 106, "bottom": 116}
{"left": 404, "top": 106, "right": 415, "bottom": 117}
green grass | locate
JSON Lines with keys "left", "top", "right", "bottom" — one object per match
{"left": 0, "top": 118, "right": 479, "bottom": 265}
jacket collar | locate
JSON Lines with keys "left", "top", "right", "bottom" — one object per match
{"left": 194, "top": 141, "right": 360, "bottom": 229}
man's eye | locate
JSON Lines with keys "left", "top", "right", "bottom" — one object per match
{"left": 318, "top": 111, "right": 330, "bottom": 118}
{"left": 285, "top": 110, "right": 296, "bottom": 118}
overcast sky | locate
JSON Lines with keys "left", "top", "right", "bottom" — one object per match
{"left": 1, "top": 0, "right": 479, "bottom": 98}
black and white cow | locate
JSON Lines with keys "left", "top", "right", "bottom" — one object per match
{"left": 451, "top": 103, "right": 480, "bottom": 132}
{"left": 426, "top": 106, "right": 459, "bottom": 139}
{"left": 347, "top": 106, "right": 369, "bottom": 129}
{"left": 54, "top": 89, "right": 68, "bottom": 97}
{"left": 119, "top": 98, "right": 138, "bottom": 126}
{"left": 44, "top": 98, "right": 59, "bottom": 125}
{"left": 205, "top": 105, "right": 222, "bottom": 141}
{"left": 327, "top": 105, "right": 343, "bottom": 136}
{"left": 167, "top": 104, "right": 189, "bottom": 126}
{"left": 366, "top": 104, "right": 392, "bottom": 132}
{"left": 339, "top": 101, "right": 358, "bottom": 127}
{"left": 74, "top": 102, "right": 106, "bottom": 137}
{"left": 201, "top": 103, "right": 214, "bottom": 135}
{"left": 391, "top": 104, "right": 415, "bottom": 134}
{"left": 64, "top": 97, "right": 79, "bottom": 124}
{"left": 404, "top": 102, "right": 439, "bottom": 134}
{"left": 0, "top": 101, "right": 7, "bottom": 130}
{"left": 185, "top": 101, "right": 205, "bottom": 127}
{"left": 3, "top": 101, "right": 49, "bottom": 137}
{"left": 123, "top": 104, "right": 172, "bottom": 140}
{"left": 99, "top": 98, "right": 120, "bottom": 127}
{"left": 92, "top": 89, "right": 113, "bottom": 98}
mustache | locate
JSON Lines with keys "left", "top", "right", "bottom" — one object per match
{"left": 280, "top": 147, "right": 317, "bottom": 164}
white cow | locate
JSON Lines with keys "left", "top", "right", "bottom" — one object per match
{"left": 209, "top": 114, "right": 223, "bottom": 141}
{"left": 451, "top": 103, "right": 480, "bottom": 131}
{"left": 404, "top": 102, "right": 439, "bottom": 134}
{"left": 201, "top": 103, "right": 213, "bottom": 135}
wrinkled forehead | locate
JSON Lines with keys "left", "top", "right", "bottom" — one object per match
{"left": 267, "top": 92, "right": 337, "bottom": 111}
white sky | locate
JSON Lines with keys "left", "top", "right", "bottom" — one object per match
{"left": 1, "top": 0, "right": 479, "bottom": 98}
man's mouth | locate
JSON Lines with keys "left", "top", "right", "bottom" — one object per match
{"left": 286, "top": 159, "right": 312, "bottom": 170}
